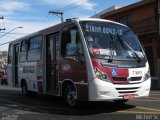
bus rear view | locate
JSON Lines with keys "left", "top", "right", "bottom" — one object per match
{"left": 79, "top": 19, "right": 151, "bottom": 103}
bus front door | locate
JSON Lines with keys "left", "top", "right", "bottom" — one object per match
{"left": 14, "top": 44, "right": 19, "bottom": 87}
{"left": 46, "top": 34, "right": 59, "bottom": 93}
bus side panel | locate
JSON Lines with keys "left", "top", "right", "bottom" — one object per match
{"left": 76, "top": 84, "right": 88, "bottom": 101}
{"left": 19, "top": 62, "right": 38, "bottom": 92}
{"left": 59, "top": 58, "right": 88, "bottom": 101}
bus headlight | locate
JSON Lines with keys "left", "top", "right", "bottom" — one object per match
{"left": 143, "top": 69, "right": 150, "bottom": 81}
{"left": 94, "top": 67, "right": 110, "bottom": 82}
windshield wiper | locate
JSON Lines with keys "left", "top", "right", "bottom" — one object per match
{"left": 117, "top": 34, "right": 142, "bottom": 63}
{"left": 108, "top": 41, "right": 113, "bottom": 63}
{"left": 116, "top": 34, "right": 126, "bottom": 51}
{"left": 108, "top": 33, "right": 117, "bottom": 63}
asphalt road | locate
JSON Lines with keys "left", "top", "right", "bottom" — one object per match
{"left": 0, "top": 86, "right": 159, "bottom": 120}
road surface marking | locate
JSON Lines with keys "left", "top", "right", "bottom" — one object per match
{"left": 146, "top": 96, "right": 160, "bottom": 99}
{"left": 131, "top": 99, "right": 160, "bottom": 102}
{"left": 0, "top": 97, "right": 48, "bottom": 113}
{"left": 118, "top": 111, "right": 160, "bottom": 114}
{"left": 118, "top": 106, "right": 160, "bottom": 114}
{"left": 136, "top": 106, "right": 160, "bottom": 112}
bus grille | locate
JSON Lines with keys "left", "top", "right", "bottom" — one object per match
{"left": 116, "top": 87, "right": 139, "bottom": 94}
{"left": 112, "top": 77, "right": 142, "bottom": 82}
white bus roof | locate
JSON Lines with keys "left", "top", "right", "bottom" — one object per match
{"left": 8, "top": 18, "right": 128, "bottom": 45}
{"left": 75, "top": 18, "right": 128, "bottom": 27}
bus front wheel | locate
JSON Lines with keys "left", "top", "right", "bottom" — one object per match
{"left": 64, "top": 84, "right": 78, "bottom": 107}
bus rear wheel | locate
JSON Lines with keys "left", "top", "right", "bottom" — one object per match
{"left": 64, "top": 84, "right": 78, "bottom": 107}
{"left": 21, "top": 81, "right": 29, "bottom": 96}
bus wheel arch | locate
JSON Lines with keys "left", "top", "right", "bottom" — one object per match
{"left": 62, "top": 80, "right": 78, "bottom": 107}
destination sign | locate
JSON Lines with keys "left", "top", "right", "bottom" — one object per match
{"left": 85, "top": 24, "right": 123, "bottom": 35}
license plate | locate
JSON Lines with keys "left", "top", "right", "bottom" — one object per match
{"left": 123, "top": 94, "right": 135, "bottom": 99}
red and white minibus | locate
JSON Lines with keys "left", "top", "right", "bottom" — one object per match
{"left": 7, "top": 18, "right": 151, "bottom": 107}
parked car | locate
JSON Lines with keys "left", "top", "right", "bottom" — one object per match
{"left": 1, "top": 74, "right": 8, "bottom": 85}
{"left": 0, "top": 71, "right": 4, "bottom": 78}
{"left": 0, "top": 71, "right": 4, "bottom": 83}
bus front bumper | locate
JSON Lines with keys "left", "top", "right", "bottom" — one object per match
{"left": 89, "top": 78, "right": 151, "bottom": 101}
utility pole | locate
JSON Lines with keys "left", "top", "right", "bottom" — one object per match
{"left": 49, "top": 11, "right": 64, "bottom": 23}
{"left": 0, "top": 16, "right": 5, "bottom": 31}
{"left": 0, "top": 28, "right": 5, "bottom": 31}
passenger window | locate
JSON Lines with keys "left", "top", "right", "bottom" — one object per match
{"left": 20, "top": 40, "right": 27, "bottom": 63}
{"left": 27, "top": 36, "right": 42, "bottom": 61}
{"left": 21, "top": 40, "right": 27, "bottom": 52}
{"left": 29, "top": 36, "right": 42, "bottom": 50}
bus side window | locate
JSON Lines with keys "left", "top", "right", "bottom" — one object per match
{"left": 19, "top": 40, "right": 27, "bottom": 63}
{"left": 61, "top": 25, "right": 78, "bottom": 56}
{"left": 21, "top": 40, "right": 27, "bottom": 52}
{"left": 27, "top": 36, "right": 42, "bottom": 61}
{"left": 61, "top": 24, "right": 85, "bottom": 64}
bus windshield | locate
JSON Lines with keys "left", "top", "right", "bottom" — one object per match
{"left": 80, "top": 21, "right": 145, "bottom": 61}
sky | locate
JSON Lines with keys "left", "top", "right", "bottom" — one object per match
{"left": 0, "top": 0, "right": 140, "bottom": 51}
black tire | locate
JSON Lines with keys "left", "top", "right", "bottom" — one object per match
{"left": 64, "top": 84, "right": 78, "bottom": 108}
{"left": 21, "top": 81, "right": 29, "bottom": 96}
{"left": 114, "top": 99, "right": 128, "bottom": 104}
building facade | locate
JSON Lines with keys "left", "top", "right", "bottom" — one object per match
{"left": 92, "top": 0, "right": 160, "bottom": 89}
{"left": 0, "top": 51, "right": 8, "bottom": 70}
